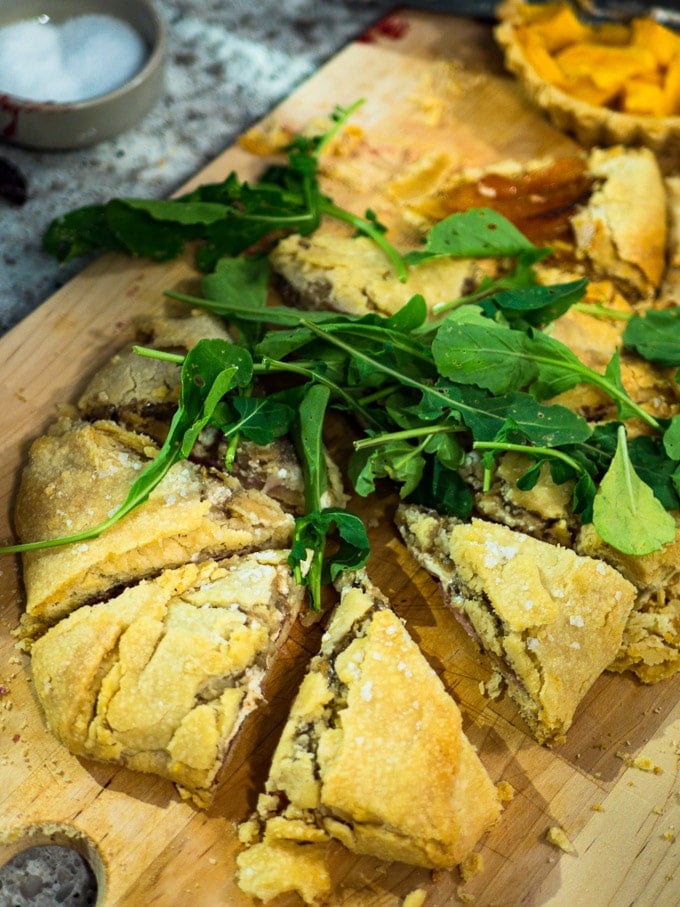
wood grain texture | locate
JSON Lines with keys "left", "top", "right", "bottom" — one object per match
{"left": 1, "top": 10, "right": 679, "bottom": 906}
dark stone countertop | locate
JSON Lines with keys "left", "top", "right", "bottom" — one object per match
{"left": 0, "top": 0, "right": 398, "bottom": 337}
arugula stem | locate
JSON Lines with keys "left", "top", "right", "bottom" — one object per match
{"left": 313, "top": 99, "right": 366, "bottom": 158}
{"left": 132, "top": 346, "right": 184, "bottom": 364}
{"left": 393, "top": 435, "right": 431, "bottom": 470}
{"left": 431, "top": 284, "right": 503, "bottom": 318}
{"left": 495, "top": 342, "right": 661, "bottom": 431}
{"left": 356, "top": 385, "right": 401, "bottom": 406}
{"left": 565, "top": 367, "right": 659, "bottom": 430}
{"left": 254, "top": 358, "right": 382, "bottom": 429}
{"left": 224, "top": 433, "right": 240, "bottom": 471}
{"left": 320, "top": 323, "right": 433, "bottom": 366}
{"left": 320, "top": 199, "right": 408, "bottom": 282}
{"left": 355, "top": 423, "right": 463, "bottom": 450}
{"left": 572, "top": 303, "right": 631, "bottom": 321}
{"left": 472, "top": 440, "right": 585, "bottom": 474}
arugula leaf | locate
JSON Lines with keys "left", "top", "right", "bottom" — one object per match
{"left": 294, "top": 383, "right": 331, "bottom": 513}
{"left": 406, "top": 457, "right": 474, "bottom": 518}
{"left": 420, "top": 382, "right": 590, "bottom": 446}
{"left": 431, "top": 320, "right": 660, "bottom": 429}
{"left": 592, "top": 426, "right": 676, "bottom": 556}
{"left": 105, "top": 200, "right": 195, "bottom": 261}
{"left": 484, "top": 278, "right": 588, "bottom": 328}
{"left": 202, "top": 256, "right": 271, "bottom": 310}
{"left": 222, "top": 396, "right": 297, "bottom": 445}
{"left": 42, "top": 204, "right": 120, "bottom": 261}
{"left": 349, "top": 439, "right": 426, "bottom": 498}
{"left": 288, "top": 382, "right": 371, "bottom": 609}
{"left": 403, "top": 208, "right": 550, "bottom": 265}
{"left": 663, "top": 414, "right": 680, "bottom": 461}
{"left": 622, "top": 308, "right": 680, "bottom": 366}
{"left": 630, "top": 433, "right": 680, "bottom": 510}
{"left": 289, "top": 508, "right": 370, "bottom": 610}
{"left": 125, "top": 198, "right": 231, "bottom": 226}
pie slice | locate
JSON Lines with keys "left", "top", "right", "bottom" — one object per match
{"left": 577, "top": 521, "right": 680, "bottom": 683}
{"left": 15, "top": 417, "right": 294, "bottom": 641}
{"left": 395, "top": 505, "right": 636, "bottom": 745}
{"left": 269, "top": 232, "right": 494, "bottom": 317}
{"left": 75, "top": 305, "right": 348, "bottom": 517}
{"left": 30, "top": 549, "right": 304, "bottom": 807}
{"left": 494, "top": 0, "right": 680, "bottom": 161}
{"left": 388, "top": 145, "right": 667, "bottom": 302}
{"left": 236, "top": 570, "right": 501, "bottom": 904}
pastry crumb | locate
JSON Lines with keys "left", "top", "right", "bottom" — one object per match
{"left": 591, "top": 804, "right": 604, "bottom": 812}
{"left": 617, "top": 751, "right": 664, "bottom": 774}
{"left": 662, "top": 830, "right": 676, "bottom": 842}
{"left": 459, "top": 852, "right": 483, "bottom": 882}
{"left": 456, "top": 884, "right": 475, "bottom": 903}
{"left": 402, "top": 889, "right": 428, "bottom": 907}
{"left": 481, "top": 670, "right": 505, "bottom": 700}
{"left": 496, "top": 780, "right": 515, "bottom": 804}
{"left": 545, "top": 826, "right": 575, "bottom": 853}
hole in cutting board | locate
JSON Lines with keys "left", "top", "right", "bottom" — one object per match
{"left": 0, "top": 824, "right": 104, "bottom": 905}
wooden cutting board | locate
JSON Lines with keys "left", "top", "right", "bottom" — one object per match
{"left": 1, "top": 10, "right": 679, "bottom": 906}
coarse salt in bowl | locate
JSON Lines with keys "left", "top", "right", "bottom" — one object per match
{"left": 0, "top": 0, "right": 166, "bottom": 150}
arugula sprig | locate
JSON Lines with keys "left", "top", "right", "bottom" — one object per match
{"left": 288, "top": 384, "right": 370, "bottom": 608}
{"left": 42, "top": 101, "right": 408, "bottom": 281}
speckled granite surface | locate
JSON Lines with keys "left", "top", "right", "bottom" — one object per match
{"left": 0, "top": 0, "right": 402, "bottom": 336}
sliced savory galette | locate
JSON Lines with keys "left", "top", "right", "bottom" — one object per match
{"left": 270, "top": 232, "right": 494, "bottom": 317}
{"left": 386, "top": 144, "right": 667, "bottom": 303}
{"left": 236, "top": 570, "right": 501, "bottom": 903}
{"left": 395, "top": 505, "right": 636, "bottom": 744}
{"left": 14, "top": 417, "right": 294, "bottom": 641}
{"left": 30, "top": 550, "right": 303, "bottom": 807}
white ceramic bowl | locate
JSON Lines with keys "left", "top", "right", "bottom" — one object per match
{"left": 0, "top": 0, "right": 166, "bottom": 150}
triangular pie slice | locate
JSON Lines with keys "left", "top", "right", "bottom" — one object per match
{"left": 395, "top": 505, "right": 636, "bottom": 745}
{"left": 269, "top": 232, "right": 494, "bottom": 318}
{"left": 14, "top": 417, "right": 295, "bottom": 641}
{"left": 30, "top": 549, "right": 304, "bottom": 807}
{"left": 236, "top": 570, "right": 501, "bottom": 904}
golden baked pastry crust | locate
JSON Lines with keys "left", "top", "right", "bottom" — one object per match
{"left": 395, "top": 506, "right": 636, "bottom": 745}
{"left": 77, "top": 308, "right": 231, "bottom": 427}
{"left": 269, "top": 232, "right": 493, "bottom": 317}
{"left": 15, "top": 417, "right": 294, "bottom": 640}
{"left": 236, "top": 571, "right": 500, "bottom": 903}
{"left": 30, "top": 550, "right": 303, "bottom": 806}
{"left": 569, "top": 146, "right": 667, "bottom": 298}
{"left": 577, "top": 521, "right": 680, "bottom": 682}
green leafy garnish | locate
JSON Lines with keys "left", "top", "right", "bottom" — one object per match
{"left": 592, "top": 426, "right": 676, "bottom": 555}
{"left": 622, "top": 308, "right": 680, "bottom": 367}
{"left": 43, "top": 100, "right": 407, "bottom": 281}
